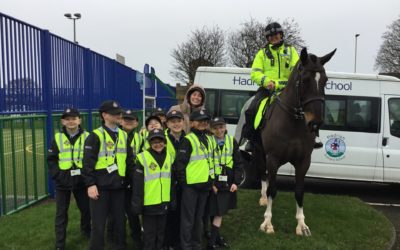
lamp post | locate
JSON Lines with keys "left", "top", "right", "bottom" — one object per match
{"left": 64, "top": 13, "right": 81, "bottom": 44}
{"left": 354, "top": 34, "right": 360, "bottom": 73}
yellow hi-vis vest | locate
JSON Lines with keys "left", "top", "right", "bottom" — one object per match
{"left": 210, "top": 135, "right": 234, "bottom": 175}
{"left": 93, "top": 127, "right": 127, "bottom": 177}
{"left": 137, "top": 151, "right": 173, "bottom": 206}
{"left": 165, "top": 129, "right": 182, "bottom": 159}
{"left": 55, "top": 131, "right": 89, "bottom": 170}
{"left": 130, "top": 131, "right": 142, "bottom": 158}
{"left": 185, "top": 133, "right": 214, "bottom": 184}
{"left": 141, "top": 130, "right": 150, "bottom": 151}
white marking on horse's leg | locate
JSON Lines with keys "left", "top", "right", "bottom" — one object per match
{"left": 295, "top": 203, "right": 311, "bottom": 236}
{"left": 259, "top": 180, "right": 269, "bottom": 206}
{"left": 314, "top": 72, "right": 321, "bottom": 91}
{"left": 260, "top": 197, "right": 274, "bottom": 234}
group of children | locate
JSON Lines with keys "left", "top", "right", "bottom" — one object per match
{"left": 48, "top": 99, "right": 243, "bottom": 250}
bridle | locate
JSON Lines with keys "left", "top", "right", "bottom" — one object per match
{"left": 275, "top": 64, "right": 325, "bottom": 120}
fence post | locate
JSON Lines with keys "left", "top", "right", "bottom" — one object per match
{"left": 41, "top": 30, "right": 54, "bottom": 197}
{"left": 84, "top": 48, "right": 93, "bottom": 131}
{"left": 0, "top": 119, "right": 6, "bottom": 216}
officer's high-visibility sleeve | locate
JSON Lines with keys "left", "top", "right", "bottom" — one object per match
{"left": 251, "top": 49, "right": 271, "bottom": 87}
{"left": 289, "top": 47, "right": 300, "bottom": 71}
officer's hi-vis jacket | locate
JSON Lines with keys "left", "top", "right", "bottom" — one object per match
{"left": 251, "top": 42, "right": 299, "bottom": 92}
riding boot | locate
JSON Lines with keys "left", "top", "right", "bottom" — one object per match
{"left": 313, "top": 129, "right": 323, "bottom": 149}
{"left": 240, "top": 87, "right": 270, "bottom": 153}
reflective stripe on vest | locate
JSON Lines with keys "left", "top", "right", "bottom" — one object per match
{"left": 185, "top": 133, "right": 214, "bottom": 184}
{"left": 55, "top": 131, "right": 89, "bottom": 170}
{"left": 211, "top": 134, "right": 234, "bottom": 175}
{"left": 137, "top": 151, "right": 173, "bottom": 206}
{"left": 93, "top": 127, "right": 127, "bottom": 177}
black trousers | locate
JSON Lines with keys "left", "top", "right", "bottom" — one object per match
{"left": 242, "top": 87, "right": 270, "bottom": 140}
{"left": 142, "top": 214, "right": 167, "bottom": 250}
{"left": 180, "top": 186, "right": 209, "bottom": 250}
{"left": 107, "top": 189, "right": 142, "bottom": 243}
{"left": 89, "top": 189, "right": 126, "bottom": 250}
{"left": 55, "top": 188, "right": 91, "bottom": 248}
{"left": 164, "top": 185, "right": 182, "bottom": 248}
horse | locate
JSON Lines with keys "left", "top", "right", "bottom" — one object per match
{"left": 256, "top": 47, "right": 336, "bottom": 236}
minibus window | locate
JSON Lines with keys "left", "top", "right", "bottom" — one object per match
{"left": 389, "top": 98, "right": 400, "bottom": 138}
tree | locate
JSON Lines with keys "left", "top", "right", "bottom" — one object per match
{"left": 375, "top": 17, "right": 400, "bottom": 74}
{"left": 228, "top": 18, "right": 306, "bottom": 68}
{"left": 170, "top": 26, "right": 226, "bottom": 84}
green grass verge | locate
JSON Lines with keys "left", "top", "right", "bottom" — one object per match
{"left": 0, "top": 189, "right": 393, "bottom": 250}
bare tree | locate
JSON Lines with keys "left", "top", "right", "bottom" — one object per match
{"left": 375, "top": 17, "right": 400, "bottom": 74}
{"left": 228, "top": 18, "right": 306, "bottom": 68}
{"left": 170, "top": 26, "right": 226, "bottom": 84}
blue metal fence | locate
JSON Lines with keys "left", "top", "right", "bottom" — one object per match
{"left": 0, "top": 12, "right": 176, "bottom": 212}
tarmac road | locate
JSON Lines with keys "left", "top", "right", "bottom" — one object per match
{"left": 276, "top": 176, "right": 400, "bottom": 250}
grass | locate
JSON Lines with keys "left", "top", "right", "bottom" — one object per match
{"left": 0, "top": 189, "right": 393, "bottom": 250}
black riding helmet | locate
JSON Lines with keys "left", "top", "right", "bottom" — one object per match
{"left": 265, "top": 22, "right": 284, "bottom": 38}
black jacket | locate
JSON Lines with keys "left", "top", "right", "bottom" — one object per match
{"left": 175, "top": 128, "right": 213, "bottom": 191}
{"left": 47, "top": 127, "right": 87, "bottom": 190}
{"left": 131, "top": 148, "right": 176, "bottom": 215}
{"left": 82, "top": 125, "right": 135, "bottom": 190}
{"left": 212, "top": 139, "right": 244, "bottom": 191}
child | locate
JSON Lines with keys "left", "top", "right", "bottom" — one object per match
{"left": 175, "top": 109, "right": 214, "bottom": 250}
{"left": 47, "top": 107, "right": 91, "bottom": 250}
{"left": 207, "top": 117, "right": 243, "bottom": 250}
{"left": 131, "top": 129, "right": 175, "bottom": 250}
{"left": 164, "top": 110, "right": 186, "bottom": 249}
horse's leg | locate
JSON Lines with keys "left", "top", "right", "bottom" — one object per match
{"left": 294, "top": 159, "right": 312, "bottom": 236}
{"left": 260, "top": 157, "right": 278, "bottom": 234}
{"left": 259, "top": 178, "right": 269, "bottom": 206}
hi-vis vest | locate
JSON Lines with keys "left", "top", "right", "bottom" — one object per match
{"left": 185, "top": 133, "right": 214, "bottom": 184}
{"left": 210, "top": 135, "right": 234, "bottom": 175}
{"left": 137, "top": 151, "right": 173, "bottom": 206}
{"left": 165, "top": 129, "right": 180, "bottom": 159}
{"left": 130, "top": 131, "right": 142, "bottom": 158}
{"left": 55, "top": 131, "right": 89, "bottom": 170}
{"left": 251, "top": 43, "right": 299, "bottom": 91}
{"left": 93, "top": 127, "right": 127, "bottom": 177}
{"left": 141, "top": 130, "right": 150, "bottom": 151}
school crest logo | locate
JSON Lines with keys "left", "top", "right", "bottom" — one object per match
{"left": 106, "top": 141, "right": 114, "bottom": 149}
{"left": 324, "top": 134, "right": 346, "bottom": 161}
{"left": 149, "top": 162, "right": 157, "bottom": 170}
{"left": 113, "top": 102, "right": 118, "bottom": 108}
{"left": 66, "top": 108, "right": 71, "bottom": 113}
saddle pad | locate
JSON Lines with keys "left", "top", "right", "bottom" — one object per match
{"left": 254, "top": 96, "right": 275, "bottom": 130}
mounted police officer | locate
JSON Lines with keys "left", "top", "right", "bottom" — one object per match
{"left": 241, "top": 22, "right": 323, "bottom": 151}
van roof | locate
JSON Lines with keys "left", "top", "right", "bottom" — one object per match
{"left": 196, "top": 66, "right": 400, "bottom": 82}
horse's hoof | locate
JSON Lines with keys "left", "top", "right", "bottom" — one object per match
{"left": 266, "top": 225, "right": 275, "bottom": 234}
{"left": 259, "top": 223, "right": 267, "bottom": 232}
{"left": 259, "top": 197, "right": 268, "bottom": 206}
{"left": 296, "top": 226, "right": 312, "bottom": 236}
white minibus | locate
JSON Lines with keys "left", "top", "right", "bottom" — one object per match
{"left": 195, "top": 67, "right": 400, "bottom": 186}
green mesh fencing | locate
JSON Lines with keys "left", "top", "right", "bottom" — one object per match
{"left": 0, "top": 115, "right": 48, "bottom": 215}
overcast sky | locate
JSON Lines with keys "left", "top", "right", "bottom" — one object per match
{"left": 1, "top": 0, "right": 399, "bottom": 85}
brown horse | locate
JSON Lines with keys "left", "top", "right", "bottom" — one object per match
{"left": 258, "top": 47, "right": 336, "bottom": 236}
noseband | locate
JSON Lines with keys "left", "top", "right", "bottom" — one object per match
{"left": 276, "top": 65, "right": 325, "bottom": 120}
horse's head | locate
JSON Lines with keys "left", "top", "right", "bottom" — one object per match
{"left": 294, "top": 47, "right": 336, "bottom": 132}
